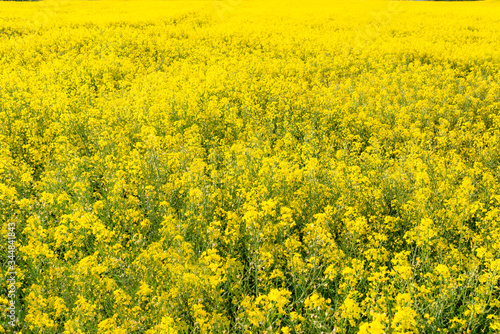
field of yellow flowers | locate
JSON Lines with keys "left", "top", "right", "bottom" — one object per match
{"left": 1, "top": 0, "right": 500, "bottom": 332}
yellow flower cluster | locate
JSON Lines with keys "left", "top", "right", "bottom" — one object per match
{"left": 1, "top": 0, "right": 500, "bottom": 333}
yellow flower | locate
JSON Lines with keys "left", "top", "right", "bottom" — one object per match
{"left": 435, "top": 264, "right": 450, "bottom": 279}
{"left": 359, "top": 319, "right": 386, "bottom": 334}
{"left": 137, "top": 281, "right": 152, "bottom": 297}
{"left": 268, "top": 288, "right": 291, "bottom": 314}
{"left": 341, "top": 295, "right": 361, "bottom": 326}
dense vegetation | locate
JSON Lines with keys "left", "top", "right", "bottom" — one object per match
{"left": 1, "top": 0, "right": 500, "bottom": 333}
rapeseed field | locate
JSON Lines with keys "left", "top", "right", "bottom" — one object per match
{"left": 1, "top": 0, "right": 500, "bottom": 332}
